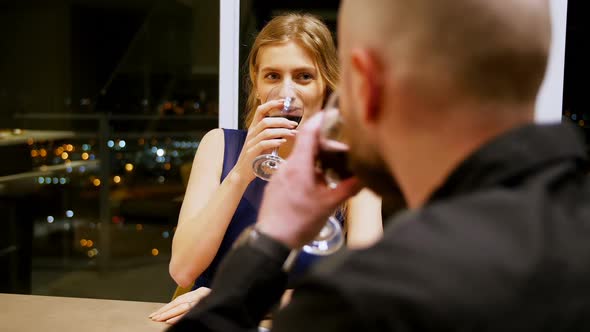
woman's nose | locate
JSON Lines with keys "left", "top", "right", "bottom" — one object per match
{"left": 278, "top": 82, "right": 295, "bottom": 98}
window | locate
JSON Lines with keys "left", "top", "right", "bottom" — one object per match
{"left": 0, "top": 0, "right": 219, "bottom": 302}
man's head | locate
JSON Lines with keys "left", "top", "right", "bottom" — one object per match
{"left": 337, "top": 0, "right": 551, "bottom": 206}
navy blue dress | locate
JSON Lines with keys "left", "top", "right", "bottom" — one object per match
{"left": 193, "top": 129, "right": 342, "bottom": 289}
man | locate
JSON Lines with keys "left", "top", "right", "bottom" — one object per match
{"left": 170, "top": 0, "right": 590, "bottom": 331}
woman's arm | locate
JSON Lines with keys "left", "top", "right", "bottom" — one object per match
{"left": 345, "top": 188, "right": 383, "bottom": 249}
{"left": 170, "top": 128, "right": 251, "bottom": 288}
{"left": 170, "top": 101, "right": 298, "bottom": 288}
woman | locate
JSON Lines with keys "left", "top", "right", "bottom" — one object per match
{"left": 150, "top": 13, "right": 382, "bottom": 324}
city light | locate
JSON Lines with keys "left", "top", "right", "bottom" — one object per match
{"left": 81, "top": 152, "right": 89, "bottom": 160}
{"left": 61, "top": 152, "right": 69, "bottom": 160}
{"left": 107, "top": 140, "right": 115, "bottom": 148}
{"left": 66, "top": 144, "right": 74, "bottom": 152}
{"left": 47, "top": 216, "right": 54, "bottom": 223}
{"left": 38, "top": 177, "right": 45, "bottom": 184}
{"left": 87, "top": 248, "right": 99, "bottom": 258}
{"left": 39, "top": 149, "right": 47, "bottom": 157}
{"left": 156, "top": 148, "right": 165, "bottom": 157}
{"left": 80, "top": 239, "right": 88, "bottom": 247}
{"left": 66, "top": 210, "right": 74, "bottom": 218}
{"left": 31, "top": 150, "right": 38, "bottom": 157}
{"left": 136, "top": 224, "right": 143, "bottom": 231}
{"left": 82, "top": 144, "right": 90, "bottom": 151}
{"left": 92, "top": 179, "right": 101, "bottom": 187}
{"left": 113, "top": 175, "right": 121, "bottom": 184}
{"left": 151, "top": 248, "right": 159, "bottom": 256}
{"left": 125, "top": 163, "right": 134, "bottom": 172}
{"left": 162, "top": 231, "right": 170, "bottom": 239}
{"left": 60, "top": 178, "right": 67, "bottom": 184}
{"left": 118, "top": 140, "right": 126, "bottom": 148}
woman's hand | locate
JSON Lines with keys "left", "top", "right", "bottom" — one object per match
{"left": 230, "top": 99, "right": 299, "bottom": 183}
{"left": 149, "top": 287, "right": 211, "bottom": 325}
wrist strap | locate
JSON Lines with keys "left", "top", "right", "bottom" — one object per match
{"left": 235, "top": 226, "right": 301, "bottom": 272}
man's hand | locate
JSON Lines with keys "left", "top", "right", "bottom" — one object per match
{"left": 256, "top": 113, "right": 362, "bottom": 249}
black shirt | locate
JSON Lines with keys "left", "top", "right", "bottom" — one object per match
{"left": 170, "top": 124, "right": 590, "bottom": 331}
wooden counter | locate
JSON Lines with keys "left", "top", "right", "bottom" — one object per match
{"left": 0, "top": 293, "right": 167, "bottom": 332}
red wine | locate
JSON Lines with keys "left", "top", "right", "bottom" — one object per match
{"left": 317, "top": 142, "right": 354, "bottom": 183}
{"left": 269, "top": 114, "right": 302, "bottom": 126}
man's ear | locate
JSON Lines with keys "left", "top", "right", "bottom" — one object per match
{"left": 350, "top": 48, "right": 383, "bottom": 124}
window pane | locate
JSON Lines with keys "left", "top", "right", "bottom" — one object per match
{"left": 0, "top": 0, "right": 219, "bottom": 302}
{"left": 563, "top": 0, "right": 590, "bottom": 154}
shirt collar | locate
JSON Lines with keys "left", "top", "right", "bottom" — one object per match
{"left": 427, "top": 123, "right": 588, "bottom": 203}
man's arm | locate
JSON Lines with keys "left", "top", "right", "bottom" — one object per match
{"left": 169, "top": 244, "right": 366, "bottom": 332}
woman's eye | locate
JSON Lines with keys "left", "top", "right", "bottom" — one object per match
{"left": 265, "top": 73, "right": 279, "bottom": 80}
{"left": 297, "top": 73, "right": 314, "bottom": 80}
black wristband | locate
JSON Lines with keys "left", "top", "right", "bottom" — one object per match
{"left": 233, "top": 226, "right": 292, "bottom": 267}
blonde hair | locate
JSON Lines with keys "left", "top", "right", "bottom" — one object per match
{"left": 243, "top": 13, "right": 339, "bottom": 127}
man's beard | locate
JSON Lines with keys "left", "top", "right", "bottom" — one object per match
{"left": 349, "top": 150, "right": 407, "bottom": 220}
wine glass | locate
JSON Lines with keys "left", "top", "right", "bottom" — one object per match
{"left": 316, "top": 92, "right": 354, "bottom": 188}
{"left": 252, "top": 84, "right": 304, "bottom": 181}
{"left": 300, "top": 92, "right": 349, "bottom": 256}
{"left": 301, "top": 214, "right": 344, "bottom": 255}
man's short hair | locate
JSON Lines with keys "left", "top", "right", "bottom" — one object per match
{"left": 377, "top": 0, "right": 551, "bottom": 104}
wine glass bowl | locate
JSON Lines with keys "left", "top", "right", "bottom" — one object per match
{"left": 302, "top": 216, "right": 344, "bottom": 255}
{"left": 317, "top": 92, "right": 354, "bottom": 189}
{"left": 252, "top": 84, "right": 304, "bottom": 181}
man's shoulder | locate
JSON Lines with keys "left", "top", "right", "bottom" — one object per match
{"left": 306, "top": 190, "right": 563, "bottom": 316}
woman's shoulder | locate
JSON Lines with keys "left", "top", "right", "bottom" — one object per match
{"left": 198, "top": 128, "right": 225, "bottom": 150}
{"left": 198, "top": 128, "right": 246, "bottom": 146}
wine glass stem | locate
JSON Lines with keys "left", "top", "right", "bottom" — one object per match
{"left": 282, "top": 249, "right": 300, "bottom": 272}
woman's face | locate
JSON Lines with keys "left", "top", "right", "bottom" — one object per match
{"left": 255, "top": 40, "right": 326, "bottom": 125}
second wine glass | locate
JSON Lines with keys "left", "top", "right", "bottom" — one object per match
{"left": 317, "top": 92, "right": 354, "bottom": 188}
{"left": 252, "top": 84, "right": 304, "bottom": 181}
{"left": 300, "top": 92, "right": 350, "bottom": 256}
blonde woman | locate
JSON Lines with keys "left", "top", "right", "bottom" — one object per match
{"left": 150, "top": 13, "right": 382, "bottom": 324}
